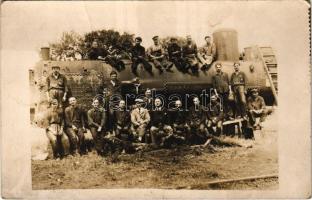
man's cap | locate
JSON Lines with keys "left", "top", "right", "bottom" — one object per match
{"left": 234, "top": 62, "right": 240, "bottom": 66}
{"left": 110, "top": 71, "right": 117, "bottom": 76}
{"left": 52, "top": 65, "right": 60, "bottom": 69}
{"left": 170, "top": 37, "right": 177, "bottom": 41}
{"left": 186, "top": 35, "right": 192, "bottom": 39}
{"left": 135, "top": 98, "right": 144, "bottom": 103}
{"left": 135, "top": 37, "right": 142, "bottom": 42}
{"left": 152, "top": 36, "right": 159, "bottom": 40}
{"left": 204, "top": 36, "right": 211, "bottom": 39}
{"left": 251, "top": 88, "right": 259, "bottom": 93}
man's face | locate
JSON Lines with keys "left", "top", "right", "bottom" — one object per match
{"left": 91, "top": 41, "right": 98, "bottom": 48}
{"left": 51, "top": 101, "right": 58, "bottom": 108}
{"left": 187, "top": 37, "right": 192, "bottom": 43}
{"left": 216, "top": 64, "right": 222, "bottom": 73}
{"left": 193, "top": 98, "right": 200, "bottom": 105}
{"left": 205, "top": 37, "right": 211, "bottom": 43}
{"left": 252, "top": 92, "right": 258, "bottom": 98}
{"left": 110, "top": 74, "right": 117, "bottom": 81}
{"left": 92, "top": 99, "right": 99, "bottom": 108}
{"left": 135, "top": 39, "right": 141, "bottom": 45}
{"left": 153, "top": 39, "right": 159, "bottom": 45}
{"left": 52, "top": 68, "right": 60, "bottom": 74}
{"left": 234, "top": 64, "right": 240, "bottom": 72}
{"left": 119, "top": 100, "right": 126, "bottom": 109}
{"left": 136, "top": 102, "right": 142, "bottom": 108}
{"left": 154, "top": 99, "right": 162, "bottom": 107}
{"left": 69, "top": 98, "right": 77, "bottom": 106}
{"left": 171, "top": 39, "right": 177, "bottom": 44}
{"left": 175, "top": 101, "right": 182, "bottom": 108}
{"left": 145, "top": 90, "right": 152, "bottom": 97}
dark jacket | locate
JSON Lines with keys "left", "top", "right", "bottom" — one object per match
{"left": 87, "top": 107, "right": 106, "bottom": 128}
{"left": 46, "top": 73, "right": 68, "bottom": 92}
{"left": 212, "top": 72, "right": 230, "bottom": 93}
{"left": 208, "top": 102, "right": 224, "bottom": 121}
{"left": 150, "top": 107, "right": 169, "bottom": 127}
{"left": 230, "top": 71, "right": 247, "bottom": 86}
{"left": 113, "top": 109, "right": 131, "bottom": 128}
{"left": 168, "top": 108, "right": 189, "bottom": 125}
{"left": 168, "top": 43, "right": 182, "bottom": 60}
{"left": 98, "top": 79, "right": 121, "bottom": 96}
{"left": 64, "top": 105, "right": 85, "bottom": 128}
{"left": 182, "top": 43, "right": 197, "bottom": 58}
{"left": 131, "top": 45, "right": 146, "bottom": 59}
{"left": 188, "top": 105, "right": 207, "bottom": 125}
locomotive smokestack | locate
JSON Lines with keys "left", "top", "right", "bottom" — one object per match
{"left": 40, "top": 47, "right": 50, "bottom": 61}
{"left": 213, "top": 28, "right": 239, "bottom": 61}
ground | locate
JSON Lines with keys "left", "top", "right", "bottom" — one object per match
{"left": 31, "top": 110, "right": 278, "bottom": 190}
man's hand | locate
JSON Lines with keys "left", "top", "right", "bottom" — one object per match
{"left": 62, "top": 95, "right": 66, "bottom": 102}
{"left": 97, "top": 126, "right": 102, "bottom": 132}
{"left": 72, "top": 125, "right": 77, "bottom": 130}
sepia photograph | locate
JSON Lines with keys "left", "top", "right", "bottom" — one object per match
{"left": 1, "top": 0, "right": 311, "bottom": 199}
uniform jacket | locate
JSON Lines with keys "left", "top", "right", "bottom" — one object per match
{"left": 46, "top": 73, "right": 68, "bottom": 92}
{"left": 168, "top": 43, "right": 182, "bottom": 60}
{"left": 113, "top": 109, "right": 131, "bottom": 128}
{"left": 168, "top": 108, "right": 189, "bottom": 125}
{"left": 247, "top": 96, "right": 266, "bottom": 110}
{"left": 188, "top": 105, "right": 207, "bottom": 124}
{"left": 131, "top": 45, "right": 146, "bottom": 59}
{"left": 200, "top": 42, "right": 216, "bottom": 58}
{"left": 98, "top": 79, "right": 121, "bottom": 96}
{"left": 150, "top": 107, "right": 169, "bottom": 126}
{"left": 87, "top": 107, "right": 106, "bottom": 128}
{"left": 212, "top": 71, "right": 230, "bottom": 93}
{"left": 208, "top": 102, "right": 224, "bottom": 120}
{"left": 65, "top": 105, "right": 85, "bottom": 128}
{"left": 230, "top": 71, "right": 247, "bottom": 86}
{"left": 182, "top": 43, "right": 198, "bottom": 58}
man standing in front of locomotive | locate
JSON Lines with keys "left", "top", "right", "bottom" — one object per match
{"left": 182, "top": 35, "right": 200, "bottom": 75}
{"left": 212, "top": 63, "right": 234, "bottom": 119}
{"left": 230, "top": 62, "right": 248, "bottom": 119}
{"left": 46, "top": 65, "right": 68, "bottom": 108}
{"left": 198, "top": 36, "right": 217, "bottom": 71}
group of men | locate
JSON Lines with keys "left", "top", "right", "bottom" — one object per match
{"left": 87, "top": 35, "right": 216, "bottom": 76}
{"left": 44, "top": 63, "right": 268, "bottom": 159}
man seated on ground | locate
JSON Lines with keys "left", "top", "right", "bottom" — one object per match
{"left": 168, "top": 100, "right": 189, "bottom": 143}
{"left": 113, "top": 100, "right": 133, "bottom": 141}
{"left": 198, "top": 36, "right": 216, "bottom": 71}
{"left": 147, "top": 36, "right": 173, "bottom": 74}
{"left": 130, "top": 98, "right": 151, "bottom": 142}
{"left": 45, "top": 99, "right": 70, "bottom": 159}
{"left": 247, "top": 88, "right": 268, "bottom": 130}
{"left": 87, "top": 99, "right": 107, "bottom": 156}
{"left": 182, "top": 35, "right": 199, "bottom": 74}
{"left": 65, "top": 97, "right": 87, "bottom": 155}
{"left": 150, "top": 98, "right": 173, "bottom": 147}
{"left": 188, "top": 97, "right": 208, "bottom": 145}
{"left": 207, "top": 95, "right": 224, "bottom": 136}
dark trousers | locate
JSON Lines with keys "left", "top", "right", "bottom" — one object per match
{"left": 49, "top": 89, "right": 64, "bottom": 107}
{"left": 170, "top": 57, "right": 187, "bottom": 73}
{"left": 233, "top": 85, "right": 247, "bottom": 117}
{"left": 106, "top": 57, "right": 125, "bottom": 72}
{"left": 219, "top": 92, "right": 235, "bottom": 119}
{"left": 89, "top": 127, "right": 106, "bottom": 154}
{"left": 66, "top": 127, "right": 85, "bottom": 154}
{"left": 131, "top": 58, "right": 153, "bottom": 76}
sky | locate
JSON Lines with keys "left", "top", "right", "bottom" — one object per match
{"left": 1, "top": 0, "right": 310, "bottom": 68}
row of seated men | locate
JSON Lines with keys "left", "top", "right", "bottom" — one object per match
{"left": 87, "top": 35, "right": 216, "bottom": 76}
{"left": 45, "top": 87, "right": 268, "bottom": 160}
